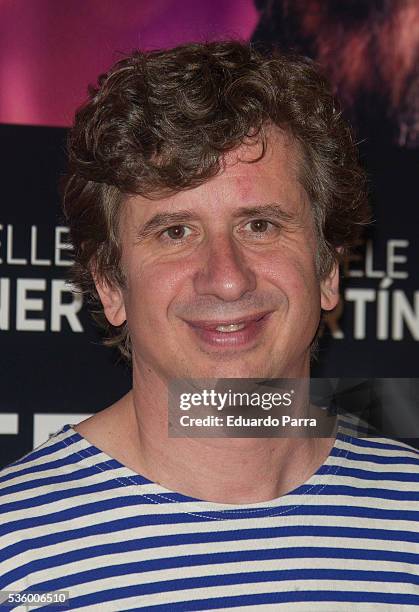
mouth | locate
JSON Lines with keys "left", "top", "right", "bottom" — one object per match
{"left": 183, "top": 311, "right": 273, "bottom": 349}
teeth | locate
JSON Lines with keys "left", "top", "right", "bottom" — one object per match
{"left": 215, "top": 323, "right": 246, "bottom": 332}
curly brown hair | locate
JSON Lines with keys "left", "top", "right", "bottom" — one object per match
{"left": 62, "top": 40, "right": 369, "bottom": 360}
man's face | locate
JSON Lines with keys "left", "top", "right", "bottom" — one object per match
{"left": 97, "top": 130, "right": 339, "bottom": 380}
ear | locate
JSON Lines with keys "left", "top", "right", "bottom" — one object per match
{"left": 94, "top": 277, "right": 126, "bottom": 327}
{"left": 320, "top": 258, "right": 340, "bottom": 311}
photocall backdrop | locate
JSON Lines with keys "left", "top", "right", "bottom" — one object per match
{"left": 1, "top": 0, "right": 418, "bottom": 467}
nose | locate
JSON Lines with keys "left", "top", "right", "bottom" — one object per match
{"left": 193, "top": 233, "right": 257, "bottom": 301}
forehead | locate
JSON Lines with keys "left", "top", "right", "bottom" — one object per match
{"left": 123, "top": 128, "right": 307, "bottom": 223}
{"left": 221, "top": 128, "right": 302, "bottom": 192}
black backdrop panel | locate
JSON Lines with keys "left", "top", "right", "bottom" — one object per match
{"left": 1, "top": 122, "right": 418, "bottom": 468}
{"left": 0, "top": 124, "right": 131, "bottom": 468}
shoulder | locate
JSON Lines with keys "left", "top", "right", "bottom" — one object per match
{"left": 0, "top": 424, "right": 81, "bottom": 479}
{"left": 0, "top": 425, "right": 85, "bottom": 511}
{"left": 0, "top": 427, "right": 82, "bottom": 581}
{"left": 337, "top": 412, "right": 419, "bottom": 468}
{"left": 338, "top": 432, "right": 419, "bottom": 463}
{"left": 0, "top": 424, "right": 130, "bottom": 585}
{"left": 0, "top": 425, "right": 103, "bottom": 535}
{"left": 333, "top": 430, "right": 419, "bottom": 494}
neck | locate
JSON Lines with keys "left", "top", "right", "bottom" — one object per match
{"left": 116, "top": 359, "right": 337, "bottom": 504}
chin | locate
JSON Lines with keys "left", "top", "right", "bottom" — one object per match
{"left": 184, "top": 359, "right": 277, "bottom": 380}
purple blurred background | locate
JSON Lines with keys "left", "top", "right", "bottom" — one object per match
{"left": 0, "top": 0, "right": 258, "bottom": 127}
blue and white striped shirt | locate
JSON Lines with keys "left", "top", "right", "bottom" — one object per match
{"left": 0, "top": 418, "right": 418, "bottom": 610}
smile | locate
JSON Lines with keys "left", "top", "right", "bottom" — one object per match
{"left": 215, "top": 323, "right": 246, "bottom": 332}
{"left": 183, "top": 311, "right": 273, "bottom": 349}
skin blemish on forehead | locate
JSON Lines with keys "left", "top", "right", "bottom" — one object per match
{"left": 225, "top": 129, "right": 310, "bottom": 212}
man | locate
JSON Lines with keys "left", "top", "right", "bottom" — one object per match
{"left": 0, "top": 41, "right": 418, "bottom": 610}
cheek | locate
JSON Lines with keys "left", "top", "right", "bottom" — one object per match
{"left": 258, "top": 248, "right": 319, "bottom": 297}
{"left": 124, "top": 258, "right": 191, "bottom": 323}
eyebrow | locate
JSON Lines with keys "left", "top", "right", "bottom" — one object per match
{"left": 134, "top": 203, "right": 297, "bottom": 242}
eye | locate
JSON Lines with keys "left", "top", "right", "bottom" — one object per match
{"left": 248, "top": 219, "right": 270, "bottom": 232}
{"left": 161, "top": 225, "right": 192, "bottom": 240}
{"left": 243, "top": 219, "right": 278, "bottom": 234}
